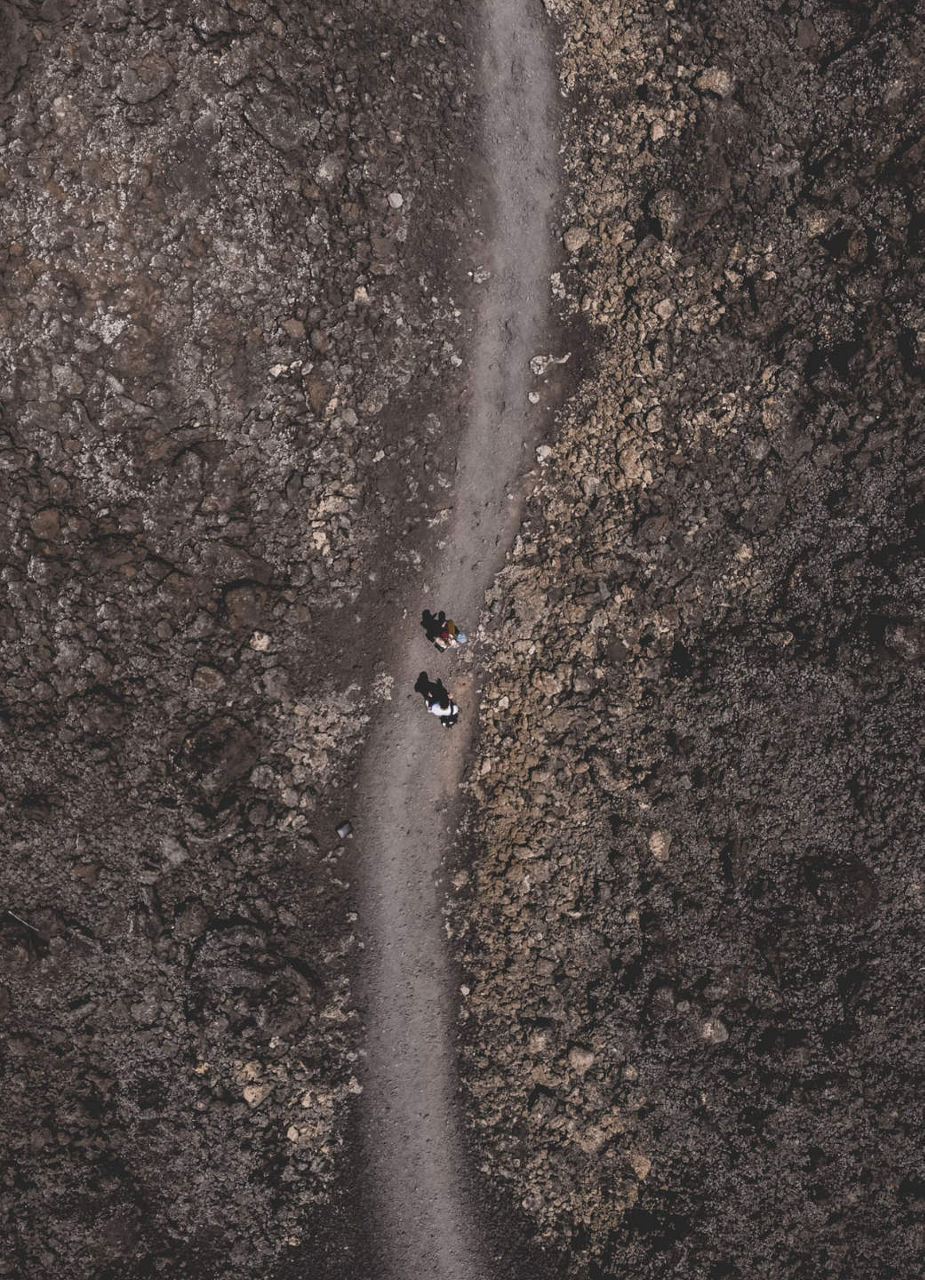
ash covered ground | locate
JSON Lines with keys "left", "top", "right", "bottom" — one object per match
{"left": 1, "top": 1, "right": 922, "bottom": 1279}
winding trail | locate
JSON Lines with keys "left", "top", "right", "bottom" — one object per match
{"left": 355, "top": 2, "right": 559, "bottom": 1276}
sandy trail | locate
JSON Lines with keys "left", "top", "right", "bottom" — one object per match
{"left": 355, "top": 2, "right": 559, "bottom": 1276}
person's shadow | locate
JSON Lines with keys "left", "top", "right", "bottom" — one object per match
{"left": 421, "top": 610, "right": 446, "bottom": 646}
{"left": 414, "top": 671, "right": 449, "bottom": 706}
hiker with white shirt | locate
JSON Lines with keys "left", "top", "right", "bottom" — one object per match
{"left": 414, "top": 671, "right": 459, "bottom": 729}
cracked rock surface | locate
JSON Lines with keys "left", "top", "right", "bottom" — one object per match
{"left": 453, "top": 1, "right": 923, "bottom": 1276}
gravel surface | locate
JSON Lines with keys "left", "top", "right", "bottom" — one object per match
{"left": 354, "top": 3, "right": 559, "bottom": 1277}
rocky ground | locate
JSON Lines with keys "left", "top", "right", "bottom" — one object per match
{"left": 454, "top": 1, "right": 923, "bottom": 1277}
{"left": 0, "top": 2, "right": 477, "bottom": 1276}
{"left": 3, "top": 1, "right": 922, "bottom": 1278}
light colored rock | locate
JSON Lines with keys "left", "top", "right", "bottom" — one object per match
{"left": 651, "top": 187, "right": 686, "bottom": 237}
{"left": 648, "top": 830, "right": 671, "bottom": 861}
{"left": 564, "top": 225, "right": 590, "bottom": 253}
{"left": 161, "top": 836, "right": 187, "bottom": 866}
{"left": 575, "top": 1124, "right": 607, "bottom": 1154}
{"left": 695, "top": 67, "right": 734, "bottom": 97}
{"left": 387, "top": 191, "right": 404, "bottom": 209}
{"left": 568, "top": 1046, "right": 595, "bottom": 1074}
{"left": 316, "top": 153, "right": 344, "bottom": 184}
{"left": 700, "top": 1017, "right": 729, "bottom": 1044}
{"left": 243, "top": 1083, "right": 272, "bottom": 1107}
{"left": 530, "top": 352, "right": 571, "bottom": 376}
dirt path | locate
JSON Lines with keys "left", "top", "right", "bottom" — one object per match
{"left": 355, "top": 2, "right": 560, "bottom": 1277}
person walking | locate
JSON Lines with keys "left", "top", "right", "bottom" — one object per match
{"left": 429, "top": 692, "right": 459, "bottom": 728}
{"left": 414, "top": 672, "right": 459, "bottom": 728}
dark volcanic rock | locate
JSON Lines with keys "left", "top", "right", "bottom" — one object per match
{"left": 0, "top": 1, "right": 477, "bottom": 1276}
{"left": 456, "top": 1, "right": 924, "bottom": 1277}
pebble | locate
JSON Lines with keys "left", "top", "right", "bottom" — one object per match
{"left": 30, "top": 508, "right": 60, "bottom": 539}
{"left": 193, "top": 665, "right": 225, "bottom": 692}
{"left": 530, "top": 352, "right": 571, "bottom": 376}
{"left": 568, "top": 1046, "right": 595, "bottom": 1074}
{"left": 700, "top": 1018, "right": 729, "bottom": 1045}
{"left": 648, "top": 830, "right": 671, "bottom": 861}
{"left": 694, "top": 66, "right": 734, "bottom": 97}
{"left": 243, "top": 1083, "right": 272, "bottom": 1107}
{"left": 564, "top": 225, "right": 590, "bottom": 253}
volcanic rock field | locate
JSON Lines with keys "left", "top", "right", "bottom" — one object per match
{"left": 1, "top": 2, "right": 921, "bottom": 1279}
